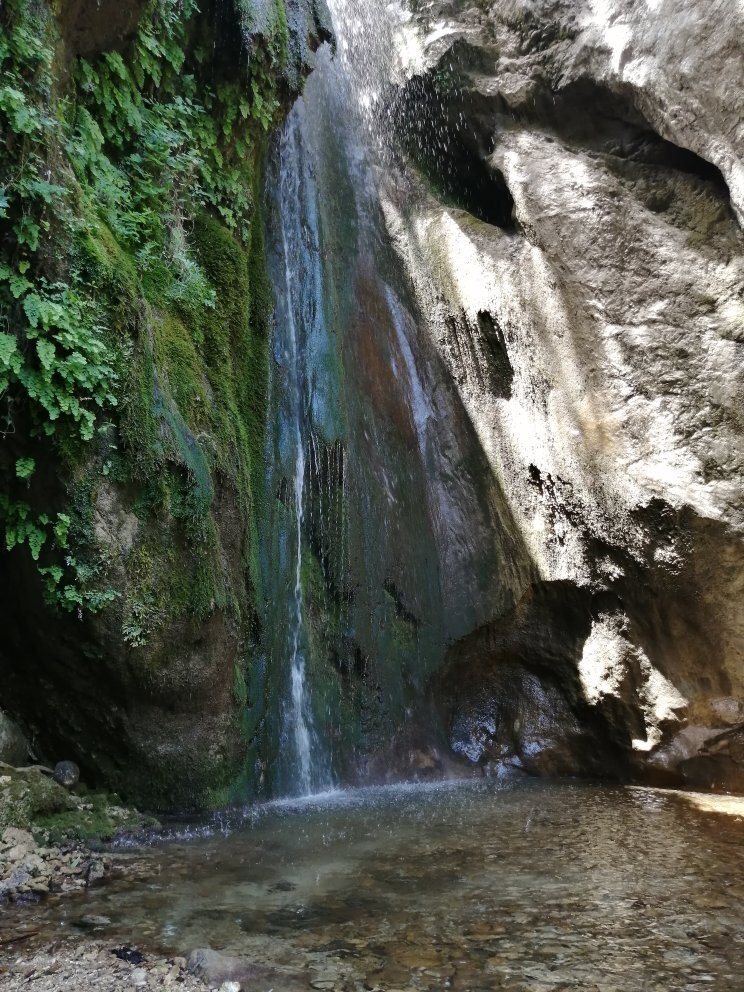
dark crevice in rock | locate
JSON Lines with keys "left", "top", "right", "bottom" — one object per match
{"left": 383, "top": 580, "right": 421, "bottom": 628}
{"left": 394, "top": 69, "right": 517, "bottom": 230}
{"left": 305, "top": 436, "right": 348, "bottom": 604}
{"left": 432, "top": 581, "right": 639, "bottom": 779}
{"left": 442, "top": 309, "right": 514, "bottom": 398}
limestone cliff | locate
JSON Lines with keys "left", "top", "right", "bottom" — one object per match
{"left": 373, "top": 0, "right": 744, "bottom": 788}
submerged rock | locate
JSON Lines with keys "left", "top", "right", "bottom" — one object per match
{"left": 187, "top": 948, "right": 305, "bottom": 991}
{"left": 187, "top": 949, "right": 249, "bottom": 986}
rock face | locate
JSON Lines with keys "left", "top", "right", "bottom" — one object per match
{"left": 0, "top": 712, "right": 28, "bottom": 767}
{"left": 368, "top": 0, "right": 744, "bottom": 788}
{"left": 0, "top": 0, "right": 332, "bottom": 811}
{"left": 1, "top": 0, "right": 742, "bottom": 807}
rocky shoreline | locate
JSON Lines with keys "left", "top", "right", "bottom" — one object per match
{"left": 0, "top": 941, "right": 210, "bottom": 991}
{"left": 0, "top": 827, "right": 114, "bottom": 903}
{"left": 1, "top": 939, "right": 303, "bottom": 991}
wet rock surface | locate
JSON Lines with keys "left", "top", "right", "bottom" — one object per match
{"left": 355, "top": 0, "right": 744, "bottom": 788}
{"left": 0, "top": 713, "right": 30, "bottom": 768}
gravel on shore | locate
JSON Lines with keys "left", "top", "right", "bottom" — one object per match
{"left": 0, "top": 940, "right": 214, "bottom": 991}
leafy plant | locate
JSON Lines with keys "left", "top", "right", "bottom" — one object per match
{"left": 0, "top": 0, "right": 289, "bottom": 625}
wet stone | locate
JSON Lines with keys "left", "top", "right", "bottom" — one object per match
{"left": 52, "top": 761, "right": 80, "bottom": 788}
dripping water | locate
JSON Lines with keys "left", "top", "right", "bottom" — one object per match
{"left": 261, "top": 0, "right": 452, "bottom": 796}
{"left": 265, "top": 109, "right": 337, "bottom": 798}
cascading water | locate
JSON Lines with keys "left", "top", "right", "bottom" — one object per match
{"left": 279, "top": 120, "right": 314, "bottom": 796}
{"left": 258, "top": 0, "right": 518, "bottom": 796}
{"left": 261, "top": 105, "right": 340, "bottom": 798}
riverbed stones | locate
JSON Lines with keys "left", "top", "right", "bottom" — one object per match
{"left": 0, "top": 940, "right": 205, "bottom": 991}
{"left": 0, "top": 824, "right": 139, "bottom": 903}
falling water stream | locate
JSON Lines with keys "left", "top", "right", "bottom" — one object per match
{"left": 259, "top": 0, "right": 447, "bottom": 797}
{"left": 278, "top": 118, "right": 317, "bottom": 797}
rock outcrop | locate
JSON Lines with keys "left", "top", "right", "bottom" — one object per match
{"left": 1, "top": 0, "right": 742, "bottom": 808}
{"left": 372, "top": 0, "right": 744, "bottom": 788}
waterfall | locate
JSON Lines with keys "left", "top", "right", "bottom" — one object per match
{"left": 258, "top": 0, "right": 499, "bottom": 795}
{"left": 263, "top": 105, "right": 339, "bottom": 798}
{"left": 258, "top": 0, "right": 445, "bottom": 796}
{"left": 278, "top": 118, "right": 315, "bottom": 796}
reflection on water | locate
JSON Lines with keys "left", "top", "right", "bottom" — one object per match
{"left": 6, "top": 779, "right": 744, "bottom": 990}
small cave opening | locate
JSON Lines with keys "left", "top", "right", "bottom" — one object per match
{"left": 393, "top": 73, "right": 516, "bottom": 231}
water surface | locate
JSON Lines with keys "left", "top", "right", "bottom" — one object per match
{"left": 7, "top": 778, "right": 744, "bottom": 990}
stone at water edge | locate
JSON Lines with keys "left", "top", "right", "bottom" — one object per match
{"left": 53, "top": 760, "right": 80, "bottom": 787}
{"left": 1, "top": 827, "right": 36, "bottom": 851}
{"left": 188, "top": 949, "right": 249, "bottom": 986}
{"left": 219, "top": 983, "right": 242, "bottom": 992}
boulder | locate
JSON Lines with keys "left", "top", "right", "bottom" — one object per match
{"left": 0, "top": 711, "right": 28, "bottom": 767}
{"left": 1, "top": 828, "right": 35, "bottom": 851}
{"left": 53, "top": 761, "right": 80, "bottom": 788}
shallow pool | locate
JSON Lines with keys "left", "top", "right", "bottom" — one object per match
{"left": 6, "top": 777, "right": 744, "bottom": 990}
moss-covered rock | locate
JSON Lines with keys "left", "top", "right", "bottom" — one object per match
{"left": 0, "top": 769, "right": 155, "bottom": 844}
{"left": 0, "top": 0, "right": 333, "bottom": 811}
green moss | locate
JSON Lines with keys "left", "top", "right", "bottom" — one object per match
{"left": 34, "top": 793, "right": 157, "bottom": 845}
{"left": 233, "top": 662, "right": 249, "bottom": 709}
{"left": 153, "top": 312, "right": 210, "bottom": 429}
{"left": 124, "top": 539, "right": 174, "bottom": 648}
{"left": 0, "top": 0, "right": 303, "bottom": 811}
{"left": 0, "top": 770, "right": 155, "bottom": 844}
